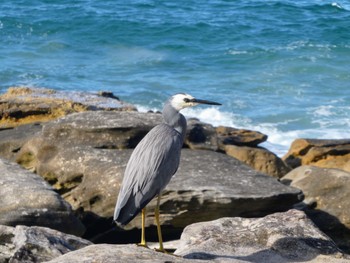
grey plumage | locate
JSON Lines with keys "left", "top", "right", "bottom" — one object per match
{"left": 113, "top": 93, "right": 221, "bottom": 234}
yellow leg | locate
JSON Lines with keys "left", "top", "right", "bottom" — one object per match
{"left": 138, "top": 208, "right": 147, "bottom": 247}
{"left": 155, "top": 194, "right": 165, "bottom": 252}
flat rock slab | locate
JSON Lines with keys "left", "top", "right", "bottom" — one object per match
{"left": 41, "top": 111, "right": 163, "bottom": 149}
{"left": 46, "top": 244, "right": 200, "bottom": 263}
{"left": 175, "top": 209, "right": 349, "bottom": 263}
{"left": 0, "top": 158, "right": 85, "bottom": 236}
{"left": 0, "top": 225, "right": 92, "bottom": 263}
{"left": 158, "top": 150, "right": 301, "bottom": 228}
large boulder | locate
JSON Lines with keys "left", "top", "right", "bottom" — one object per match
{"left": 17, "top": 136, "right": 302, "bottom": 241}
{"left": 0, "top": 86, "right": 136, "bottom": 128}
{"left": 225, "top": 145, "right": 291, "bottom": 178}
{"left": 283, "top": 139, "right": 350, "bottom": 172}
{"left": 282, "top": 165, "right": 350, "bottom": 253}
{"left": 0, "top": 158, "right": 85, "bottom": 236}
{"left": 0, "top": 225, "right": 92, "bottom": 263}
{"left": 175, "top": 209, "right": 349, "bottom": 263}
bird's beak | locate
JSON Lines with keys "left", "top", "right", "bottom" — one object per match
{"left": 191, "top": 98, "right": 222, "bottom": 106}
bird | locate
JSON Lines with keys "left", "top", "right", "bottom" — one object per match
{"left": 113, "top": 93, "right": 221, "bottom": 252}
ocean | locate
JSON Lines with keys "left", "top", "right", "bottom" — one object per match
{"left": 1, "top": 0, "right": 349, "bottom": 156}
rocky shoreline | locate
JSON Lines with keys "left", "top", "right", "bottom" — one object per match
{"left": 0, "top": 87, "right": 349, "bottom": 262}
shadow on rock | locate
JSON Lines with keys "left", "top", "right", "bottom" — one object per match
{"left": 302, "top": 208, "right": 350, "bottom": 255}
{"left": 79, "top": 210, "right": 183, "bottom": 245}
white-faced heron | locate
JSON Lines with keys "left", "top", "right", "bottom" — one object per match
{"left": 113, "top": 93, "right": 221, "bottom": 252}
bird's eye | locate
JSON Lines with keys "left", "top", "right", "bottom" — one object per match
{"left": 184, "top": 98, "right": 190, "bottom": 103}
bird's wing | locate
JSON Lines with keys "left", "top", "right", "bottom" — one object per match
{"left": 114, "top": 123, "right": 183, "bottom": 225}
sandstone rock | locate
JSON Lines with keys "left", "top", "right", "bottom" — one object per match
{"left": 283, "top": 138, "right": 350, "bottom": 172}
{"left": 0, "top": 123, "right": 42, "bottom": 162}
{"left": 0, "top": 86, "right": 136, "bottom": 128}
{"left": 46, "top": 244, "right": 199, "bottom": 263}
{"left": 0, "top": 158, "right": 85, "bottom": 236}
{"left": 225, "top": 145, "right": 291, "bottom": 178}
{"left": 0, "top": 225, "right": 92, "bottom": 263}
{"left": 216, "top": 125, "right": 267, "bottom": 148}
{"left": 175, "top": 209, "right": 349, "bottom": 263}
{"left": 282, "top": 165, "right": 350, "bottom": 253}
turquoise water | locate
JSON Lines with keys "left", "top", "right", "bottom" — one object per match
{"left": 1, "top": 1, "right": 350, "bottom": 155}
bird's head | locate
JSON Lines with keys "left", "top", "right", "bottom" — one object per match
{"left": 169, "top": 93, "right": 221, "bottom": 111}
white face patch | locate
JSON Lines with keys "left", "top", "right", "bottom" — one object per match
{"left": 170, "top": 93, "right": 198, "bottom": 111}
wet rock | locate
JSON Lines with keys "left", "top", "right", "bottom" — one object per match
{"left": 225, "top": 145, "right": 291, "bottom": 178}
{"left": 0, "top": 225, "right": 92, "bottom": 263}
{"left": 282, "top": 165, "right": 350, "bottom": 253}
{"left": 175, "top": 209, "right": 349, "bottom": 263}
{"left": 46, "top": 244, "right": 198, "bottom": 263}
{"left": 0, "top": 86, "right": 136, "bottom": 128}
{"left": 0, "top": 158, "right": 85, "bottom": 236}
{"left": 283, "top": 138, "right": 350, "bottom": 172}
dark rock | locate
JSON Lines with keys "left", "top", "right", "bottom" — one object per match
{"left": 0, "top": 225, "right": 92, "bottom": 263}
{"left": 0, "top": 158, "right": 85, "bottom": 236}
{"left": 282, "top": 166, "right": 350, "bottom": 253}
{"left": 175, "top": 209, "right": 349, "bottom": 262}
{"left": 283, "top": 138, "right": 350, "bottom": 172}
{"left": 224, "top": 145, "right": 291, "bottom": 178}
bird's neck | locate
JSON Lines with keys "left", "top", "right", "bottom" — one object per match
{"left": 162, "top": 102, "right": 187, "bottom": 141}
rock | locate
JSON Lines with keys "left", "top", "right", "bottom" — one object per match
{"left": 0, "top": 86, "right": 136, "bottom": 128}
{"left": 282, "top": 166, "right": 350, "bottom": 253}
{"left": 0, "top": 225, "right": 92, "bottom": 263}
{"left": 156, "top": 150, "right": 301, "bottom": 229}
{"left": 17, "top": 140, "right": 302, "bottom": 228}
{"left": 16, "top": 129, "right": 302, "bottom": 242}
{"left": 46, "top": 244, "right": 198, "bottom": 263}
{"left": 0, "top": 123, "right": 42, "bottom": 162}
{"left": 175, "top": 209, "right": 349, "bottom": 263}
{"left": 0, "top": 158, "right": 85, "bottom": 236}
{"left": 216, "top": 125, "right": 268, "bottom": 148}
{"left": 224, "top": 145, "right": 291, "bottom": 178}
{"left": 283, "top": 138, "right": 350, "bottom": 172}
